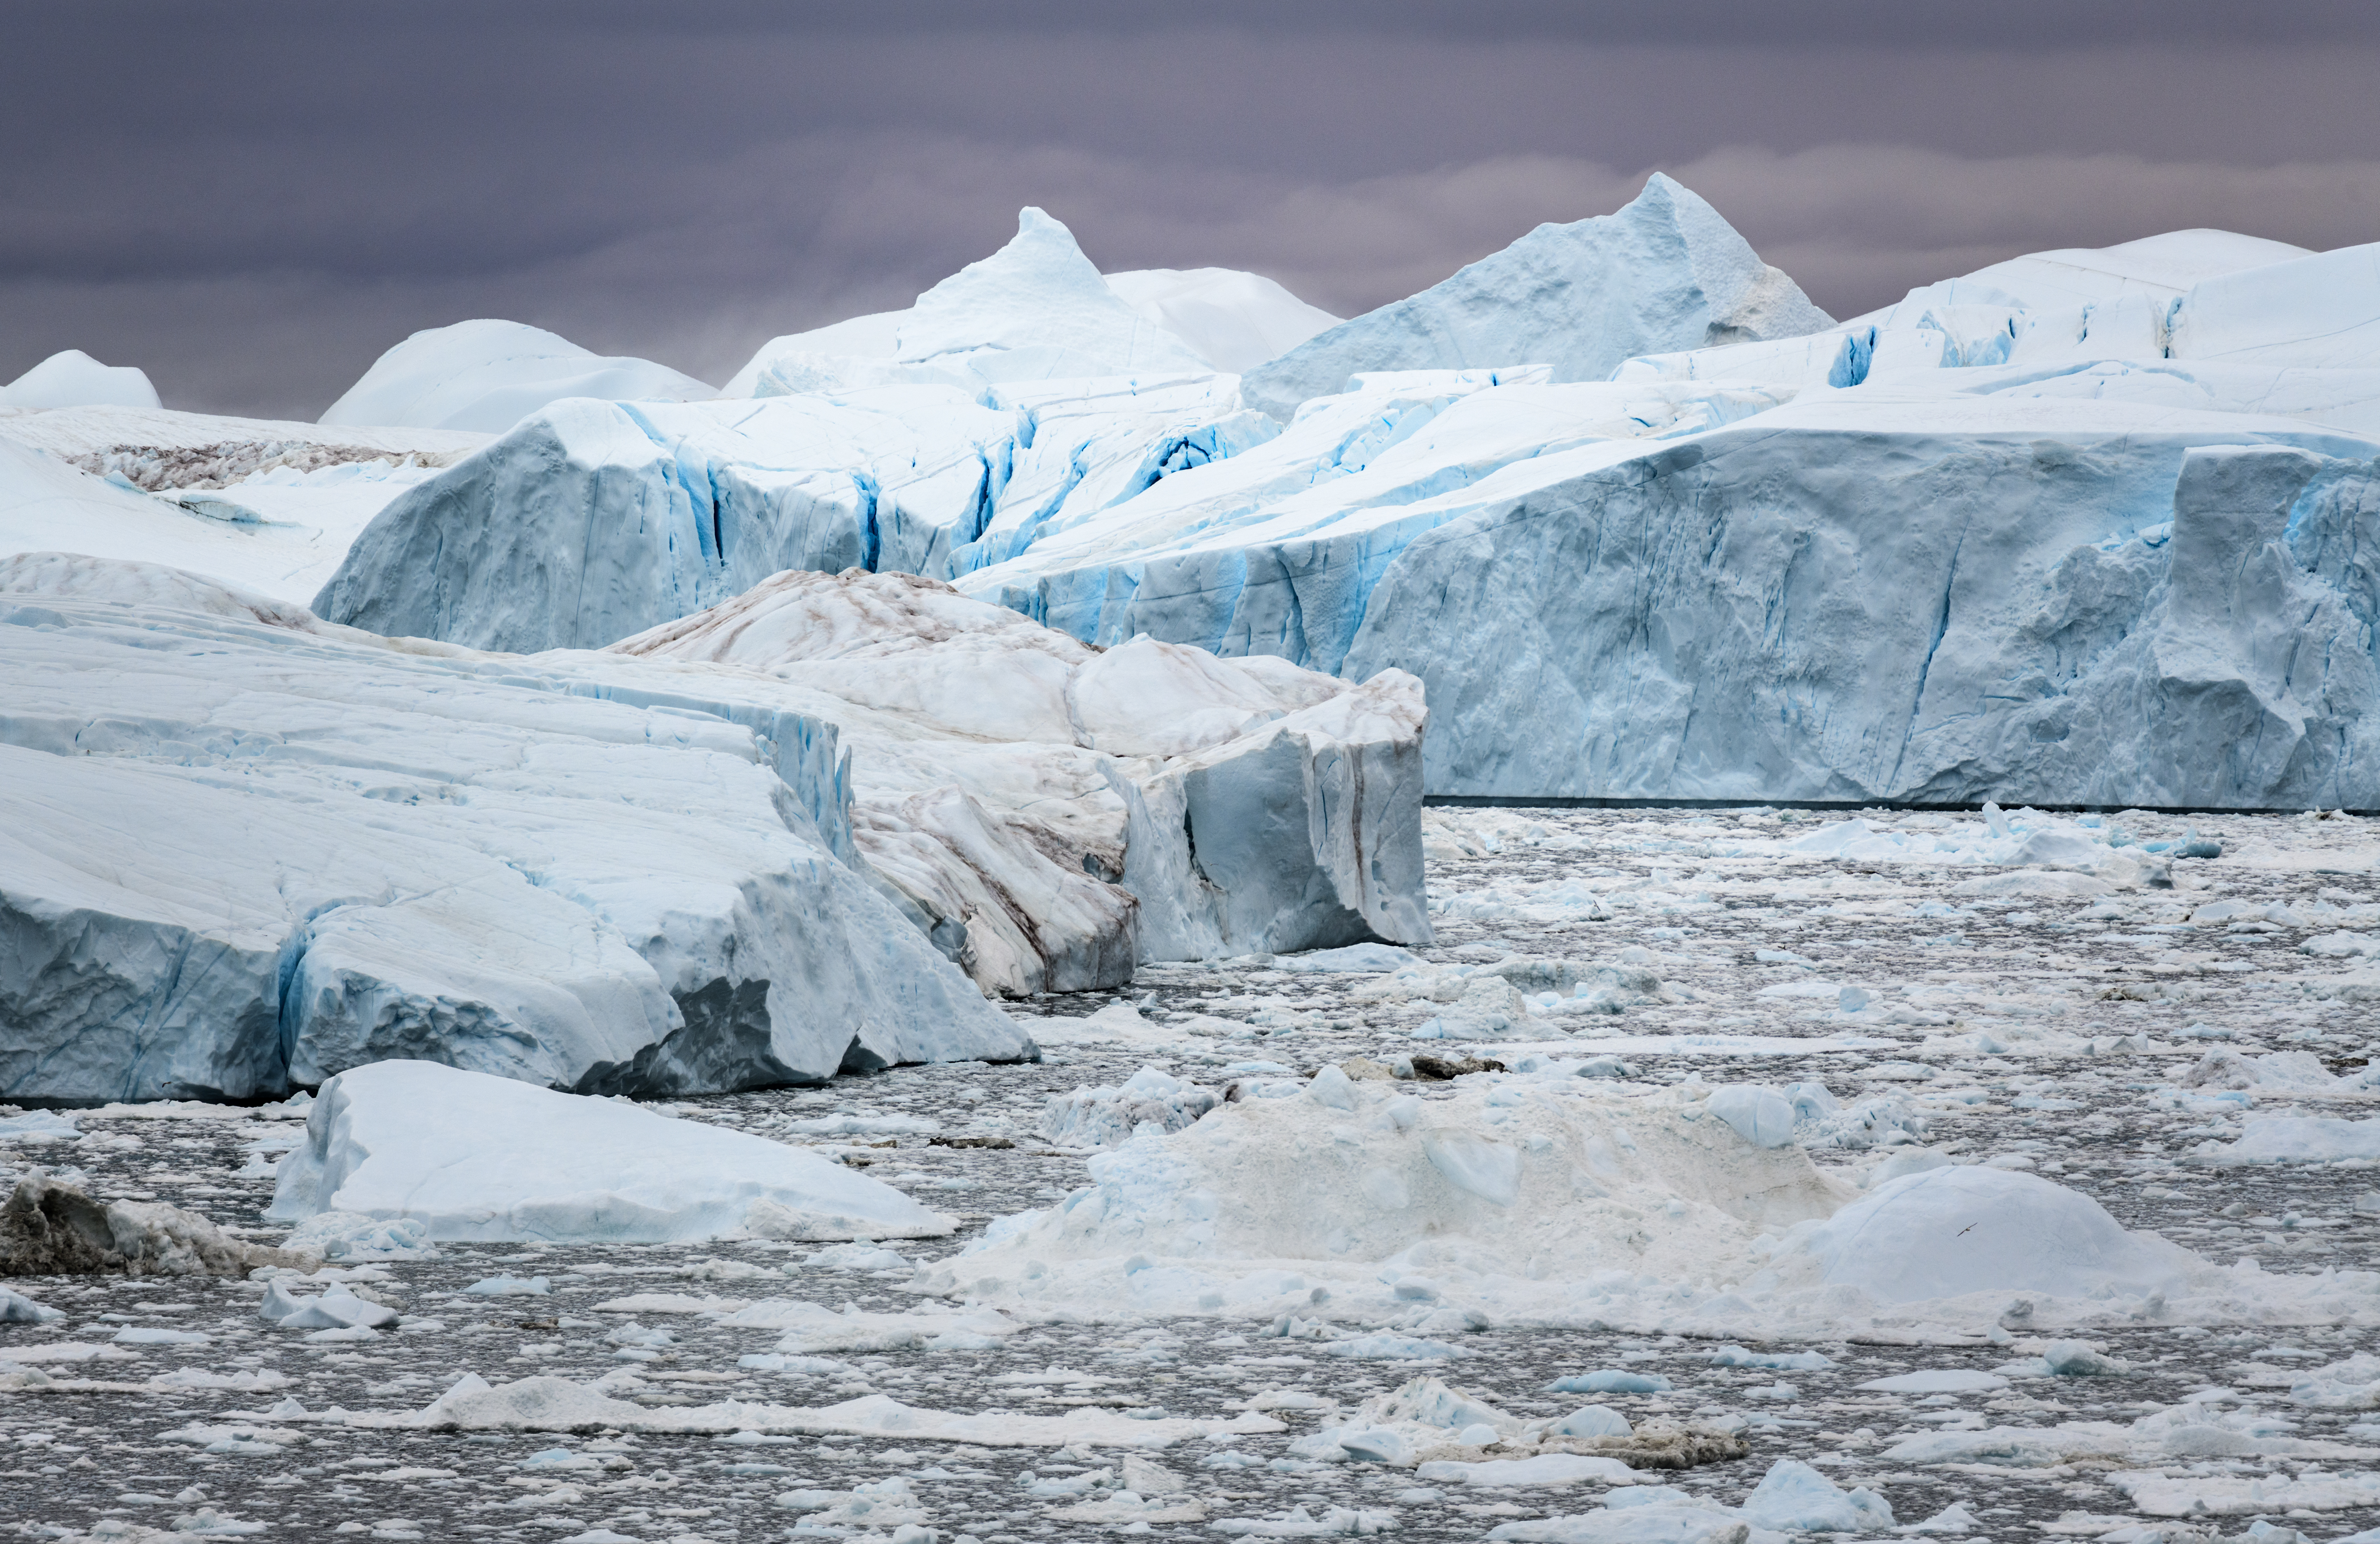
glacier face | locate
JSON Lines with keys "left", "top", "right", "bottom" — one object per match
{"left": 319, "top": 319, "right": 714, "bottom": 435}
{"left": 1236, "top": 174, "right": 1833, "bottom": 423}
{"left": 0, "top": 555, "right": 1030, "bottom": 1104}
{"left": 1341, "top": 406, "right": 2380, "bottom": 805}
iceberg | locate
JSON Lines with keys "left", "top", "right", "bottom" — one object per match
{"left": 0, "top": 555, "right": 1029, "bottom": 1102}
{"left": 954, "top": 370, "right": 1790, "bottom": 659}
{"left": 1238, "top": 174, "right": 1831, "bottom": 422}
{"left": 319, "top": 318, "right": 714, "bottom": 434}
{"left": 1337, "top": 405, "right": 2380, "bottom": 804}
{"left": 0, "top": 349, "right": 161, "bottom": 411}
{"left": 724, "top": 209, "right": 1210, "bottom": 398}
{"left": 602, "top": 566, "right": 1432, "bottom": 989}
{"left": 267, "top": 1060, "right": 956, "bottom": 1242}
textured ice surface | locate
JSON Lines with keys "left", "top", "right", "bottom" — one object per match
{"left": 314, "top": 373, "right": 1270, "bottom": 650}
{"left": 268, "top": 1061, "right": 956, "bottom": 1243}
{"left": 1239, "top": 174, "right": 1831, "bottom": 422}
{"left": 0, "top": 350, "right": 160, "bottom": 412}
{"left": 319, "top": 318, "right": 714, "bottom": 434}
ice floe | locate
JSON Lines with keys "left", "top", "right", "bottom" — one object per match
{"left": 267, "top": 1060, "right": 958, "bottom": 1243}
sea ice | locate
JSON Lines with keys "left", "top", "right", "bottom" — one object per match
{"left": 266, "top": 1060, "right": 958, "bottom": 1243}
{"left": 319, "top": 318, "right": 714, "bottom": 434}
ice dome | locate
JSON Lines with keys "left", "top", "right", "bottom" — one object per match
{"left": 0, "top": 349, "right": 162, "bottom": 411}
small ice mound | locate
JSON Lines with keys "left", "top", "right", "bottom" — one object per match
{"left": 1269, "top": 943, "right": 1421, "bottom": 974}
{"left": 281, "top": 1210, "right": 434, "bottom": 1262}
{"left": 1738, "top": 1458, "right": 1894, "bottom": 1532}
{"left": 927, "top": 1076, "right": 1848, "bottom": 1316}
{"left": 0, "top": 349, "right": 161, "bottom": 410}
{"left": 1037, "top": 1065, "right": 1220, "bottom": 1148}
{"left": 1782, "top": 1165, "right": 2200, "bottom": 1305}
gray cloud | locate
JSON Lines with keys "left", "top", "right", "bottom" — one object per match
{"left": 4, "top": 6, "right": 2374, "bottom": 416}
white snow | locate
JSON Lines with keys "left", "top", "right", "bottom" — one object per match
{"left": 319, "top": 319, "right": 713, "bottom": 434}
{"left": 0, "top": 350, "right": 160, "bottom": 411}
{"left": 1103, "top": 267, "right": 1342, "bottom": 374}
{"left": 267, "top": 1060, "right": 956, "bottom": 1242}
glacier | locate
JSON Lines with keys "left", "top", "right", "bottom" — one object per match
{"left": 319, "top": 318, "right": 714, "bottom": 435}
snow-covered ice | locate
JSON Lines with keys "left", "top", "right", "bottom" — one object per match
{"left": 0, "top": 350, "right": 161, "bottom": 412}
{"left": 267, "top": 1061, "right": 956, "bottom": 1243}
{"left": 319, "top": 318, "right": 714, "bottom": 434}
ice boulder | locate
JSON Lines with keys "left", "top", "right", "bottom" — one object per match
{"left": 268, "top": 1060, "right": 956, "bottom": 1242}
{"left": 319, "top": 319, "right": 713, "bottom": 434}
{"left": 1039, "top": 1066, "right": 1221, "bottom": 1148}
{"left": 1704, "top": 1086, "right": 1796, "bottom": 1148}
{"left": 1239, "top": 174, "right": 1830, "bottom": 422}
{"left": 0, "top": 349, "right": 161, "bottom": 411}
{"left": 1104, "top": 267, "right": 1342, "bottom": 373}
{"left": 726, "top": 208, "right": 1209, "bottom": 397}
{"left": 0, "top": 560, "right": 1030, "bottom": 1102}
{"left": 1783, "top": 1165, "right": 2200, "bottom": 1305}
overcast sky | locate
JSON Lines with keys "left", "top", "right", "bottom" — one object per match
{"left": 7, "top": 1, "right": 2378, "bottom": 418}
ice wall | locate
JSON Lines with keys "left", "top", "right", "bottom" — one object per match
{"left": 1340, "top": 406, "right": 2380, "bottom": 805}
{"left": 1237, "top": 174, "right": 1832, "bottom": 422}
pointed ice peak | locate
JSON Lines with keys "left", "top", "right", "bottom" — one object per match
{"left": 895, "top": 207, "right": 1204, "bottom": 376}
{"left": 909, "top": 207, "right": 1114, "bottom": 321}
{"left": 1240, "top": 174, "right": 1831, "bottom": 420}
